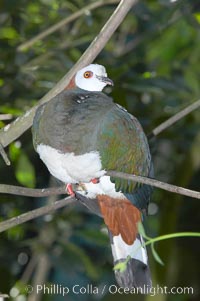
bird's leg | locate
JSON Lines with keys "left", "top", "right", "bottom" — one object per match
{"left": 67, "top": 179, "right": 99, "bottom": 196}
{"left": 90, "top": 178, "right": 100, "bottom": 184}
{"left": 66, "top": 183, "right": 75, "bottom": 196}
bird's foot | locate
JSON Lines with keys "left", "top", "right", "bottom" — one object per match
{"left": 90, "top": 178, "right": 100, "bottom": 184}
{"left": 66, "top": 179, "right": 99, "bottom": 196}
{"left": 66, "top": 183, "right": 75, "bottom": 196}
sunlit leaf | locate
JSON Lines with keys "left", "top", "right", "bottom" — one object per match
{"left": 113, "top": 256, "right": 131, "bottom": 272}
{"left": 0, "top": 27, "right": 19, "bottom": 39}
{"left": 113, "top": 261, "right": 127, "bottom": 273}
{"left": 9, "top": 142, "right": 21, "bottom": 162}
{"left": 15, "top": 152, "right": 36, "bottom": 188}
{"left": 194, "top": 13, "right": 200, "bottom": 24}
{"left": 7, "top": 225, "right": 25, "bottom": 241}
{"left": 151, "top": 243, "right": 164, "bottom": 266}
{"left": 0, "top": 78, "right": 4, "bottom": 87}
{"left": 138, "top": 222, "right": 150, "bottom": 240}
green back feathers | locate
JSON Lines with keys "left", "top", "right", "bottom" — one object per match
{"left": 97, "top": 105, "right": 151, "bottom": 193}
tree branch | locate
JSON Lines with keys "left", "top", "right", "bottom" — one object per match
{"left": 0, "top": 169, "right": 199, "bottom": 233}
{"left": 21, "top": 255, "right": 38, "bottom": 284}
{"left": 151, "top": 98, "right": 200, "bottom": 136}
{"left": 0, "top": 0, "right": 137, "bottom": 150}
{"left": 0, "top": 171, "right": 199, "bottom": 199}
{"left": 17, "top": 0, "right": 120, "bottom": 51}
{"left": 0, "top": 114, "right": 13, "bottom": 121}
{"left": 106, "top": 171, "right": 200, "bottom": 199}
{"left": 0, "top": 184, "right": 66, "bottom": 197}
{"left": 0, "top": 196, "right": 76, "bottom": 233}
{"left": 0, "top": 142, "right": 10, "bottom": 166}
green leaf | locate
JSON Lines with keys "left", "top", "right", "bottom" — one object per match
{"left": 113, "top": 261, "right": 127, "bottom": 273}
{"left": 194, "top": 13, "right": 200, "bottom": 24}
{"left": 0, "top": 78, "right": 4, "bottom": 87}
{"left": 138, "top": 222, "right": 150, "bottom": 240}
{"left": 151, "top": 243, "right": 164, "bottom": 266}
{"left": 15, "top": 152, "right": 36, "bottom": 188}
{"left": 9, "top": 142, "right": 21, "bottom": 162}
{"left": 7, "top": 225, "right": 24, "bottom": 241}
{"left": 138, "top": 222, "right": 146, "bottom": 236}
{"left": 113, "top": 256, "right": 131, "bottom": 273}
{"left": 0, "top": 27, "right": 19, "bottom": 39}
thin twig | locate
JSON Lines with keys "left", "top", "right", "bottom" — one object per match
{"left": 17, "top": 0, "right": 120, "bottom": 51}
{"left": 26, "top": 177, "right": 59, "bottom": 301}
{"left": 21, "top": 255, "right": 38, "bottom": 284}
{"left": 28, "top": 254, "right": 51, "bottom": 301}
{"left": 151, "top": 99, "right": 200, "bottom": 136}
{"left": 0, "top": 114, "right": 13, "bottom": 121}
{"left": 0, "top": 0, "right": 138, "bottom": 150}
{"left": 0, "top": 143, "right": 10, "bottom": 166}
{"left": 0, "top": 184, "right": 66, "bottom": 197}
{"left": 0, "top": 196, "right": 76, "bottom": 233}
{"left": 107, "top": 171, "right": 200, "bottom": 199}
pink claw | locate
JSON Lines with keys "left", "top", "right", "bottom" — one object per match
{"left": 66, "top": 183, "right": 75, "bottom": 196}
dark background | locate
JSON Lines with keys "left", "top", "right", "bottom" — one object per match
{"left": 0, "top": 0, "right": 199, "bottom": 300}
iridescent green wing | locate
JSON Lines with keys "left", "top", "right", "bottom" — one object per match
{"left": 96, "top": 105, "right": 151, "bottom": 194}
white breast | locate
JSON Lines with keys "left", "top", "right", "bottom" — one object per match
{"left": 37, "top": 144, "right": 125, "bottom": 199}
{"left": 37, "top": 144, "right": 105, "bottom": 183}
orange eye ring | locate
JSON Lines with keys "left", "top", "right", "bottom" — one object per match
{"left": 84, "top": 71, "right": 93, "bottom": 78}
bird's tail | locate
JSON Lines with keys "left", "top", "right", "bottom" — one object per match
{"left": 109, "top": 231, "right": 152, "bottom": 290}
{"left": 97, "top": 194, "right": 152, "bottom": 289}
{"left": 75, "top": 192, "right": 152, "bottom": 289}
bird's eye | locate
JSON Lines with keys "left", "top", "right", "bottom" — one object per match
{"left": 84, "top": 71, "right": 93, "bottom": 78}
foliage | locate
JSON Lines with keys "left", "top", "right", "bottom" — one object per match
{"left": 0, "top": 0, "right": 199, "bottom": 301}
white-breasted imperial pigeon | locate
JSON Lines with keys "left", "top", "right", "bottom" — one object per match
{"left": 32, "top": 64, "right": 153, "bottom": 289}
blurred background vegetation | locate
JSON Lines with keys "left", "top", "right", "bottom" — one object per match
{"left": 0, "top": 0, "right": 200, "bottom": 300}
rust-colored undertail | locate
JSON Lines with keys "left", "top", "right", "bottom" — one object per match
{"left": 97, "top": 195, "right": 141, "bottom": 245}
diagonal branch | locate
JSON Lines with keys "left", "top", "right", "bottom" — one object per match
{"left": 17, "top": 0, "right": 120, "bottom": 51}
{"left": 0, "top": 143, "right": 10, "bottom": 165}
{"left": 0, "top": 196, "right": 76, "bottom": 233}
{"left": 151, "top": 98, "right": 200, "bottom": 136}
{"left": 0, "top": 0, "right": 137, "bottom": 150}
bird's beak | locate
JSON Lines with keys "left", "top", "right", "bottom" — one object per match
{"left": 96, "top": 75, "right": 114, "bottom": 86}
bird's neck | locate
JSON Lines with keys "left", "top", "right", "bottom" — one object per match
{"left": 65, "top": 75, "right": 76, "bottom": 90}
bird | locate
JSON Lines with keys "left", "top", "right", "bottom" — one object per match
{"left": 32, "top": 63, "right": 153, "bottom": 289}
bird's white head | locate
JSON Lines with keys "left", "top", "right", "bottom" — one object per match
{"left": 74, "top": 64, "right": 113, "bottom": 92}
